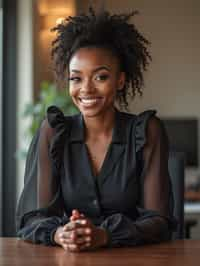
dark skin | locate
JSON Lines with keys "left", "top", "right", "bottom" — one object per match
{"left": 54, "top": 210, "right": 108, "bottom": 252}
{"left": 54, "top": 47, "right": 125, "bottom": 252}
{"left": 53, "top": 47, "right": 169, "bottom": 251}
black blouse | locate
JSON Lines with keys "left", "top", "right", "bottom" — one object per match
{"left": 16, "top": 106, "right": 176, "bottom": 247}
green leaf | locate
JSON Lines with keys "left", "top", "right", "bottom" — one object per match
{"left": 17, "top": 81, "right": 79, "bottom": 160}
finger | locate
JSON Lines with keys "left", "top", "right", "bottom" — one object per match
{"left": 62, "top": 236, "right": 79, "bottom": 245}
{"left": 72, "top": 209, "right": 81, "bottom": 218}
{"left": 63, "top": 221, "right": 83, "bottom": 231}
{"left": 63, "top": 222, "right": 75, "bottom": 231}
{"left": 64, "top": 236, "right": 85, "bottom": 245}
{"left": 59, "top": 235, "right": 69, "bottom": 248}
{"left": 70, "top": 212, "right": 85, "bottom": 221}
{"left": 70, "top": 216, "right": 88, "bottom": 225}
{"left": 62, "top": 231, "right": 92, "bottom": 246}
{"left": 58, "top": 232, "right": 71, "bottom": 246}
{"left": 67, "top": 243, "right": 81, "bottom": 252}
{"left": 76, "top": 219, "right": 87, "bottom": 226}
{"left": 61, "top": 243, "right": 68, "bottom": 251}
{"left": 60, "top": 230, "right": 75, "bottom": 241}
{"left": 73, "top": 227, "right": 92, "bottom": 238}
{"left": 79, "top": 242, "right": 91, "bottom": 251}
{"left": 70, "top": 216, "right": 74, "bottom": 221}
{"left": 79, "top": 227, "right": 92, "bottom": 235}
{"left": 67, "top": 240, "right": 91, "bottom": 252}
{"left": 73, "top": 235, "right": 91, "bottom": 245}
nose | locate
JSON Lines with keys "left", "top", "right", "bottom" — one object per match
{"left": 81, "top": 78, "right": 95, "bottom": 93}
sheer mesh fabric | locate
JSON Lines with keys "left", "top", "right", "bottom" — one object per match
{"left": 142, "top": 116, "right": 170, "bottom": 216}
{"left": 133, "top": 115, "right": 174, "bottom": 243}
{"left": 100, "top": 115, "right": 175, "bottom": 246}
{"left": 16, "top": 119, "right": 64, "bottom": 231}
{"left": 38, "top": 119, "right": 58, "bottom": 208}
{"left": 16, "top": 106, "right": 176, "bottom": 246}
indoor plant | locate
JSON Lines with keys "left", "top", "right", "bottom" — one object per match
{"left": 18, "top": 81, "right": 78, "bottom": 159}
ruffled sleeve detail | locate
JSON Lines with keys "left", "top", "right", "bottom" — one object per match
{"left": 46, "top": 105, "right": 70, "bottom": 171}
{"left": 135, "top": 110, "right": 156, "bottom": 153}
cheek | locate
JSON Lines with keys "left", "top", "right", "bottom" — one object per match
{"left": 105, "top": 79, "right": 119, "bottom": 96}
{"left": 69, "top": 85, "right": 77, "bottom": 98}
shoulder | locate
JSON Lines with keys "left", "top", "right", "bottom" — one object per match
{"left": 142, "top": 112, "right": 168, "bottom": 153}
{"left": 39, "top": 105, "right": 70, "bottom": 142}
{"left": 41, "top": 105, "right": 80, "bottom": 143}
{"left": 131, "top": 109, "right": 167, "bottom": 152}
{"left": 146, "top": 115, "right": 166, "bottom": 140}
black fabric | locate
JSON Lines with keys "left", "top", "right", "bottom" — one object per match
{"left": 16, "top": 106, "right": 176, "bottom": 247}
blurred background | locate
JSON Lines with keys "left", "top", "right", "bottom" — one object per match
{"left": 0, "top": 0, "right": 200, "bottom": 238}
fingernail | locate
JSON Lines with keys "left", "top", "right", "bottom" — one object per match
{"left": 85, "top": 228, "right": 91, "bottom": 234}
{"left": 80, "top": 220, "right": 86, "bottom": 225}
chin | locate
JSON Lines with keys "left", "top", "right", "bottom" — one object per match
{"left": 80, "top": 108, "right": 103, "bottom": 118}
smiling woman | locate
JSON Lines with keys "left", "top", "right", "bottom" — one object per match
{"left": 68, "top": 47, "right": 125, "bottom": 118}
{"left": 16, "top": 7, "right": 176, "bottom": 251}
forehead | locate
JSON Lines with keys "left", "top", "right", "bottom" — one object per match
{"left": 69, "top": 47, "right": 120, "bottom": 71}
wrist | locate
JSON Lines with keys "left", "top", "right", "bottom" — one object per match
{"left": 54, "top": 226, "right": 63, "bottom": 246}
{"left": 97, "top": 227, "right": 108, "bottom": 247}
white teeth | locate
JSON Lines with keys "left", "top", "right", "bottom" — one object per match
{"left": 80, "top": 98, "right": 99, "bottom": 104}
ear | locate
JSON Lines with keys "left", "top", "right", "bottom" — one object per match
{"left": 117, "top": 72, "right": 126, "bottom": 91}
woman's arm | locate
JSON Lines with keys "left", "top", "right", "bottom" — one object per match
{"left": 17, "top": 119, "right": 67, "bottom": 245}
{"left": 98, "top": 116, "right": 176, "bottom": 247}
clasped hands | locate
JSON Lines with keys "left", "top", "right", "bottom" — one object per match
{"left": 54, "top": 209, "right": 108, "bottom": 252}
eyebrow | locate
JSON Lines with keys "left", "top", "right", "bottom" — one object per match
{"left": 70, "top": 66, "right": 110, "bottom": 74}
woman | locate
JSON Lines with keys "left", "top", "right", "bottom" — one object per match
{"left": 16, "top": 8, "right": 176, "bottom": 252}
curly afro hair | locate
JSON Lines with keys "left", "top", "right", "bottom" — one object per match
{"left": 51, "top": 7, "right": 151, "bottom": 108}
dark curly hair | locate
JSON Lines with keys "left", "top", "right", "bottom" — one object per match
{"left": 51, "top": 8, "right": 151, "bottom": 108}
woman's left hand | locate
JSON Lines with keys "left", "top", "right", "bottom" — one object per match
{"left": 65, "top": 210, "right": 108, "bottom": 252}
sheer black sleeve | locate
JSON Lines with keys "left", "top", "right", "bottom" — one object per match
{"left": 100, "top": 113, "right": 176, "bottom": 247}
{"left": 16, "top": 106, "right": 69, "bottom": 245}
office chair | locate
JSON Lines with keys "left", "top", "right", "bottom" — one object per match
{"left": 168, "top": 151, "right": 185, "bottom": 239}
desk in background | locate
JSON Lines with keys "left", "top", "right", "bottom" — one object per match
{"left": 0, "top": 238, "right": 200, "bottom": 266}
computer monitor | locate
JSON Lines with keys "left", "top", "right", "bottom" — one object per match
{"left": 162, "top": 118, "right": 198, "bottom": 167}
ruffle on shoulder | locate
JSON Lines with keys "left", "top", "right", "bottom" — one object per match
{"left": 135, "top": 110, "right": 156, "bottom": 153}
{"left": 46, "top": 105, "right": 70, "bottom": 171}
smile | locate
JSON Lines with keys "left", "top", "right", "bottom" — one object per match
{"left": 78, "top": 97, "right": 103, "bottom": 107}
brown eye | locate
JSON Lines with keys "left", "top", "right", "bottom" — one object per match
{"left": 68, "top": 77, "right": 81, "bottom": 82}
{"left": 95, "top": 74, "right": 109, "bottom": 81}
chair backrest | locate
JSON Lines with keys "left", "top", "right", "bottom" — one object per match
{"left": 168, "top": 151, "right": 185, "bottom": 239}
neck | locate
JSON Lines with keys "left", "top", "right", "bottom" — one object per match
{"left": 83, "top": 108, "right": 115, "bottom": 140}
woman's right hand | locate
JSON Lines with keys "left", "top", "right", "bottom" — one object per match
{"left": 54, "top": 210, "right": 88, "bottom": 251}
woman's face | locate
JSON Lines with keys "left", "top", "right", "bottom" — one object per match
{"left": 68, "top": 47, "right": 125, "bottom": 118}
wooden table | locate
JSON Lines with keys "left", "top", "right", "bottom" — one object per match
{"left": 1, "top": 238, "right": 200, "bottom": 266}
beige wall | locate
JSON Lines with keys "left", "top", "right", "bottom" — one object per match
{"left": 106, "top": 1, "right": 200, "bottom": 238}
{"left": 105, "top": 0, "right": 200, "bottom": 117}
{"left": 32, "top": 0, "right": 200, "bottom": 167}
{"left": 105, "top": 0, "right": 200, "bottom": 179}
{"left": 33, "top": 0, "right": 200, "bottom": 167}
